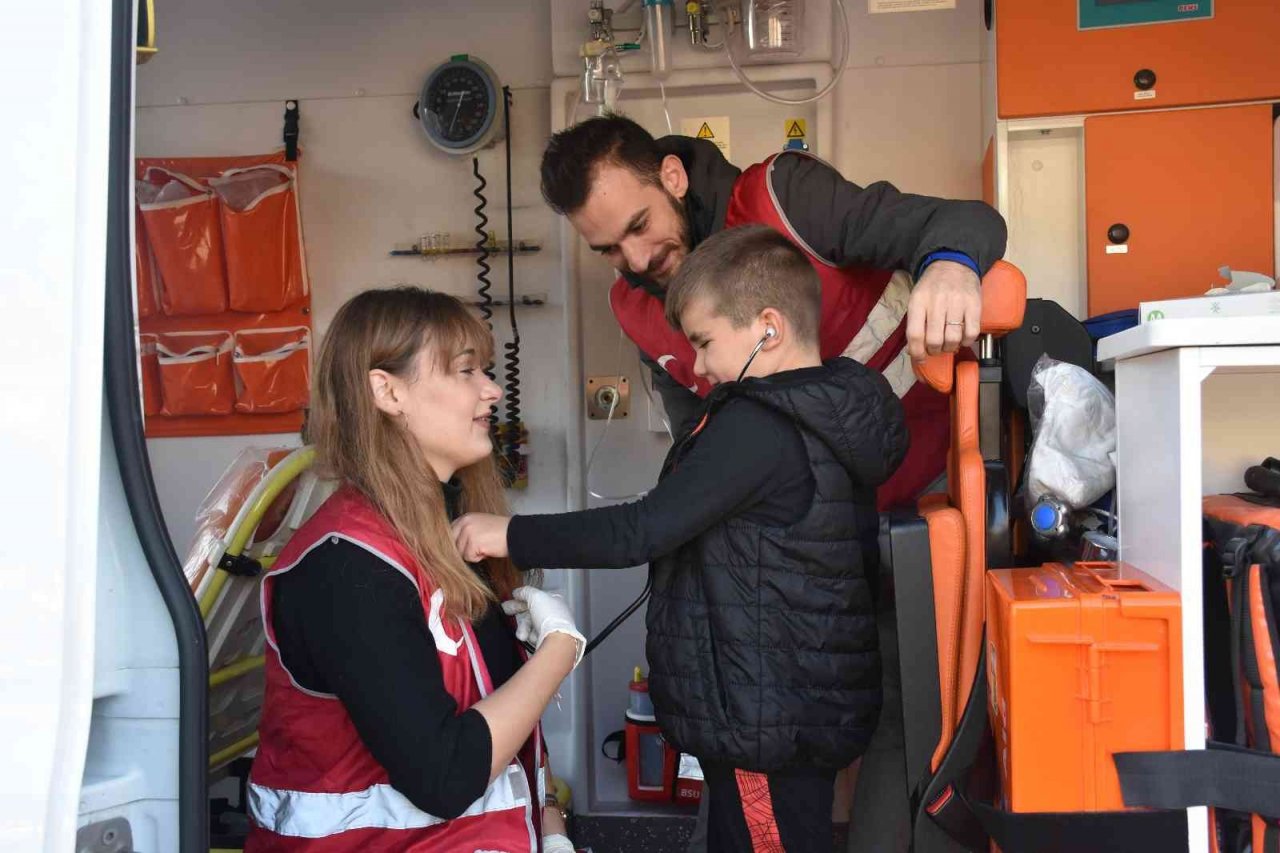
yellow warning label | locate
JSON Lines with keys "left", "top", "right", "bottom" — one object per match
{"left": 681, "top": 116, "right": 731, "bottom": 161}
{"left": 785, "top": 119, "right": 807, "bottom": 139}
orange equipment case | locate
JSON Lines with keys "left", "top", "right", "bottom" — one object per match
{"left": 986, "top": 561, "right": 1182, "bottom": 814}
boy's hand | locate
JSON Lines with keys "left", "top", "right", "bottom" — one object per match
{"left": 451, "top": 512, "right": 512, "bottom": 562}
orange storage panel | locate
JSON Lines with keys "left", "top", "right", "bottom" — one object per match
{"left": 1085, "top": 104, "right": 1275, "bottom": 317}
{"left": 996, "top": 0, "right": 1280, "bottom": 119}
{"left": 986, "top": 562, "right": 1183, "bottom": 814}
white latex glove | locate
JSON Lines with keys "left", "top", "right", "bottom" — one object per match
{"left": 502, "top": 586, "right": 585, "bottom": 669}
{"left": 542, "top": 833, "right": 575, "bottom": 853}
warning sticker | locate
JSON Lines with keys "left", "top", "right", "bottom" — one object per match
{"left": 681, "top": 116, "right": 731, "bottom": 161}
{"left": 784, "top": 119, "right": 807, "bottom": 140}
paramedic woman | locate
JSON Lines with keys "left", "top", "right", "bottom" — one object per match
{"left": 244, "top": 287, "right": 582, "bottom": 852}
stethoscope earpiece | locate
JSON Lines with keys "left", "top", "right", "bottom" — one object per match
{"left": 736, "top": 327, "right": 776, "bottom": 384}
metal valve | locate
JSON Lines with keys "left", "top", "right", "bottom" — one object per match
{"left": 586, "top": 375, "right": 630, "bottom": 419}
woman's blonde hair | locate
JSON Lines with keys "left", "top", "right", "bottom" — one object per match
{"left": 307, "top": 286, "right": 519, "bottom": 621}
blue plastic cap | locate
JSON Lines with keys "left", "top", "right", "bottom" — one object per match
{"left": 1032, "top": 503, "right": 1058, "bottom": 531}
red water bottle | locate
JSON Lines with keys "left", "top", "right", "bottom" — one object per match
{"left": 624, "top": 667, "right": 676, "bottom": 801}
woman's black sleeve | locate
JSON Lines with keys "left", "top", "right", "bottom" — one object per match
{"left": 271, "top": 540, "right": 494, "bottom": 819}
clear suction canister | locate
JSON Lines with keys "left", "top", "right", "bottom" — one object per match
{"left": 643, "top": 0, "right": 674, "bottom": 78}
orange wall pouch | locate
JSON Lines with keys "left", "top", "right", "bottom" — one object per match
{"left": 211, "top": 165, "right": 308, "bottom": 313}
{"left": 138, "top": 333, "right": 162, "bottom": 417}
{"left": 157, "top": 331, "right": 236, "bottom": 416}
{"left": 134, "top": 209, "right": 161, "bottom": 319}
{"left": 137, "top": 167, "right": 229, "bottom": 316}
{"left": 233, "top": 326, "right": 310, "bottom": 414}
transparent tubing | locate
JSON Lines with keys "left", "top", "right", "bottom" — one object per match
{"left": 724, "top": 0, "right": 850, "bottom": 106}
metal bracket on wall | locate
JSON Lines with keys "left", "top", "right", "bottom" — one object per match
{"left": 76, "top": 817, "right": 134, "bottom": 853}
{"left": 283, "top": 100, "right": 300, "bottom": 161}
{"left": 586, "top": 375, "right": 630, "bottom": 419}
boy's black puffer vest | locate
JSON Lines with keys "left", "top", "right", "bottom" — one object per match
{"left": 645, "top": 358, "right": 908, "bottom": 772}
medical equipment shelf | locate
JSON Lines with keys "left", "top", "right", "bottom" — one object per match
{"left": 1098, "top": 315, "right": 1280, "bottom": 853}
{"left": 388, "top": 241, "right": 542, "bottom": 257}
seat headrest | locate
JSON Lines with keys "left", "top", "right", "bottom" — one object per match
{"left": 910, "top": 260, "right": 1028, "bottom": 394}
{"left": 979, "top": 260, "right": 1027, "bottom": 336}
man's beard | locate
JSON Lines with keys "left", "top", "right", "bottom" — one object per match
{"left": 635, "top": 190, "right": 692, "bottom": 290}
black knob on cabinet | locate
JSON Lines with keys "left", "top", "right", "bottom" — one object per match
{"left": 1107, "top": 223, "right": 1130, "bottom": 244}
{"left": 1134, "top": 68, "right": 1156, "bottom": 90}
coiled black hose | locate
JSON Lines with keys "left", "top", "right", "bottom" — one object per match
{"left": 501, "top": 86, "right": 522, "bottom": 480}
{"left": 472, "top": 157, "right": 498, "bottom": 427}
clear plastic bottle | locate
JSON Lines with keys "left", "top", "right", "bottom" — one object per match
{"left": 744, "top": 0, "right": 804, "bottom": 56}
{"left": 598, "top": 49, "right": 624, "bottom": 113}
{"left": 581, "top": 54, "right": 604, "bottom": 105}
{"left": 643, "top": 0, "right": 674, "bottom": 79}
{"left": 581, "top": 49, "right": 623, "bottom": 113}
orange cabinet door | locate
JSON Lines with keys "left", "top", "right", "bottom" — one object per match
{"left": 1084, "top": 105, "right": 1275, "bottom": 317}
{"left": 997, "top": 0, "right": 1280, "bottom": 119}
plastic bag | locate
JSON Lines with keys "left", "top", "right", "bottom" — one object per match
{"left": 209, "top": 169, "right": 288, "bottom": 212}
{"left": 1025, "top": 354, "right": 1116, "bottom": 509}
{"left": 182, "top": 446, "right": 298, "bottom": 588}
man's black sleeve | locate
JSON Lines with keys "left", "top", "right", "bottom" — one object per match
{"left": 508, "top": 398, "right": 811, "bottom": 570}
{"left": 640, "top": 351, "right": 702, "bottom": 436}
{"left": 769, "top": 153, "right": 1008, "bottom": 276}
{"left": 271, "top": 541, "right": 493, "bottom": 819}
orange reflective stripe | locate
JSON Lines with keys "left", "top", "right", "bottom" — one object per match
{"left": 734, "top": 769, "right": 784, "bottom": 853}
{"left": 1248, "top": 567, "right": 1280, "bottom": 750}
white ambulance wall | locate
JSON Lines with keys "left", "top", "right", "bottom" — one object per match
{"left": 571, "top": 2, "right": 986, "bottom": 811}
{"left": 135, "top": 0, "right": 565, "bottom": 551}
{"left": 832, "top": 0, "right": 984, "bottom": 199}
{"left": 1005, "top": 127, "right": 1088, "bottom": 319}
{"left": 134, "top": 0, "right": 584, "bottom": 791}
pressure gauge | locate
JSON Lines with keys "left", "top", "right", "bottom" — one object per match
{"left": 415, "top": 55, "right": 505, "bottom": 156}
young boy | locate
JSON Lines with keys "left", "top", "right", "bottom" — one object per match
{"left": 453, "top": 224, "right": 909, "bottom": 852}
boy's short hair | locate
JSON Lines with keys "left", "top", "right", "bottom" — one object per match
{"left": 665, "top": 225, "right": 821, "bottom": 346}
{"left": 540, "top": 114, "right": 663, "bottom": 216}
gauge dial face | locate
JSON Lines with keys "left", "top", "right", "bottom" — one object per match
{"left": 424, "top": 64, "right": 494, "bottom": 147}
